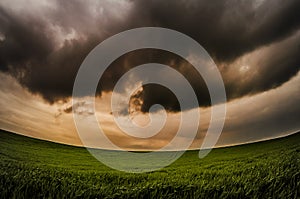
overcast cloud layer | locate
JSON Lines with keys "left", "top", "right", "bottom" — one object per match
{"left": 0, "top": 0, "right": 300, "bottom": 113}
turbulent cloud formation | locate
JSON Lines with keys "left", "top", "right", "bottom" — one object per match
{"left": 130, "top": 0, "right": 300, "bottom": 62}
{"left": 0, "top": 0, "right": 300, "bottom": 113}
{"left": 0, "top": 0, "right": 132, "bottom": 103}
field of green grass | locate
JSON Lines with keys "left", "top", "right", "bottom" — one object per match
{"left": 0, "top": 129, "right": 299, "bottom": 198}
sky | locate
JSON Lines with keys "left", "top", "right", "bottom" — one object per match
{"left": 0, "top": 0, "right": 299, "bottom": 150}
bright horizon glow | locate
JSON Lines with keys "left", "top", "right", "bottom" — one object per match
{"left": 0, "top": 70, "right": 299, "bottom": 151}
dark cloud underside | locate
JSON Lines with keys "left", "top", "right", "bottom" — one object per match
{"left": 0, "top": 0, "right": 300, "bottom": 112}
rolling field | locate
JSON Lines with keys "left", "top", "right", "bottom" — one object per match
{"left": 0, "top": 129, "right": 299, "bottom": 198}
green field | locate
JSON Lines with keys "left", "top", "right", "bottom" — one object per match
{"left": 0, "top": 129, "right": 299, "bottom": 198}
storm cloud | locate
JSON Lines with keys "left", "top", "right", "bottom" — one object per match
{"left": 0, "top": 0, "right": 300, "bottom": 112}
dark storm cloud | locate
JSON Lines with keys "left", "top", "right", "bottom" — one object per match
{"left": 223, "top": 31, "right": 300, "bottom": 99}
{"left": 100, "top": 49, "right": 210, "bottom": 112}
{"left": 129, "top": 0, "right": 300, "bottom": 62}
{"left": 0, "top": 0, "right": 124, "bottom": 103}
{"left": 217, "top": 71, "right": 300, "bottom": 146}
{"left": 0, "top": 6, "right": 53, "bottom": 72}
{"left": 0, "top": 0, "right": 300, "bottom": 112}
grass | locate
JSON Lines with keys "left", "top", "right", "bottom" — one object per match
{"left": 0, "top": 129, "right": 299, "bottom": 198}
